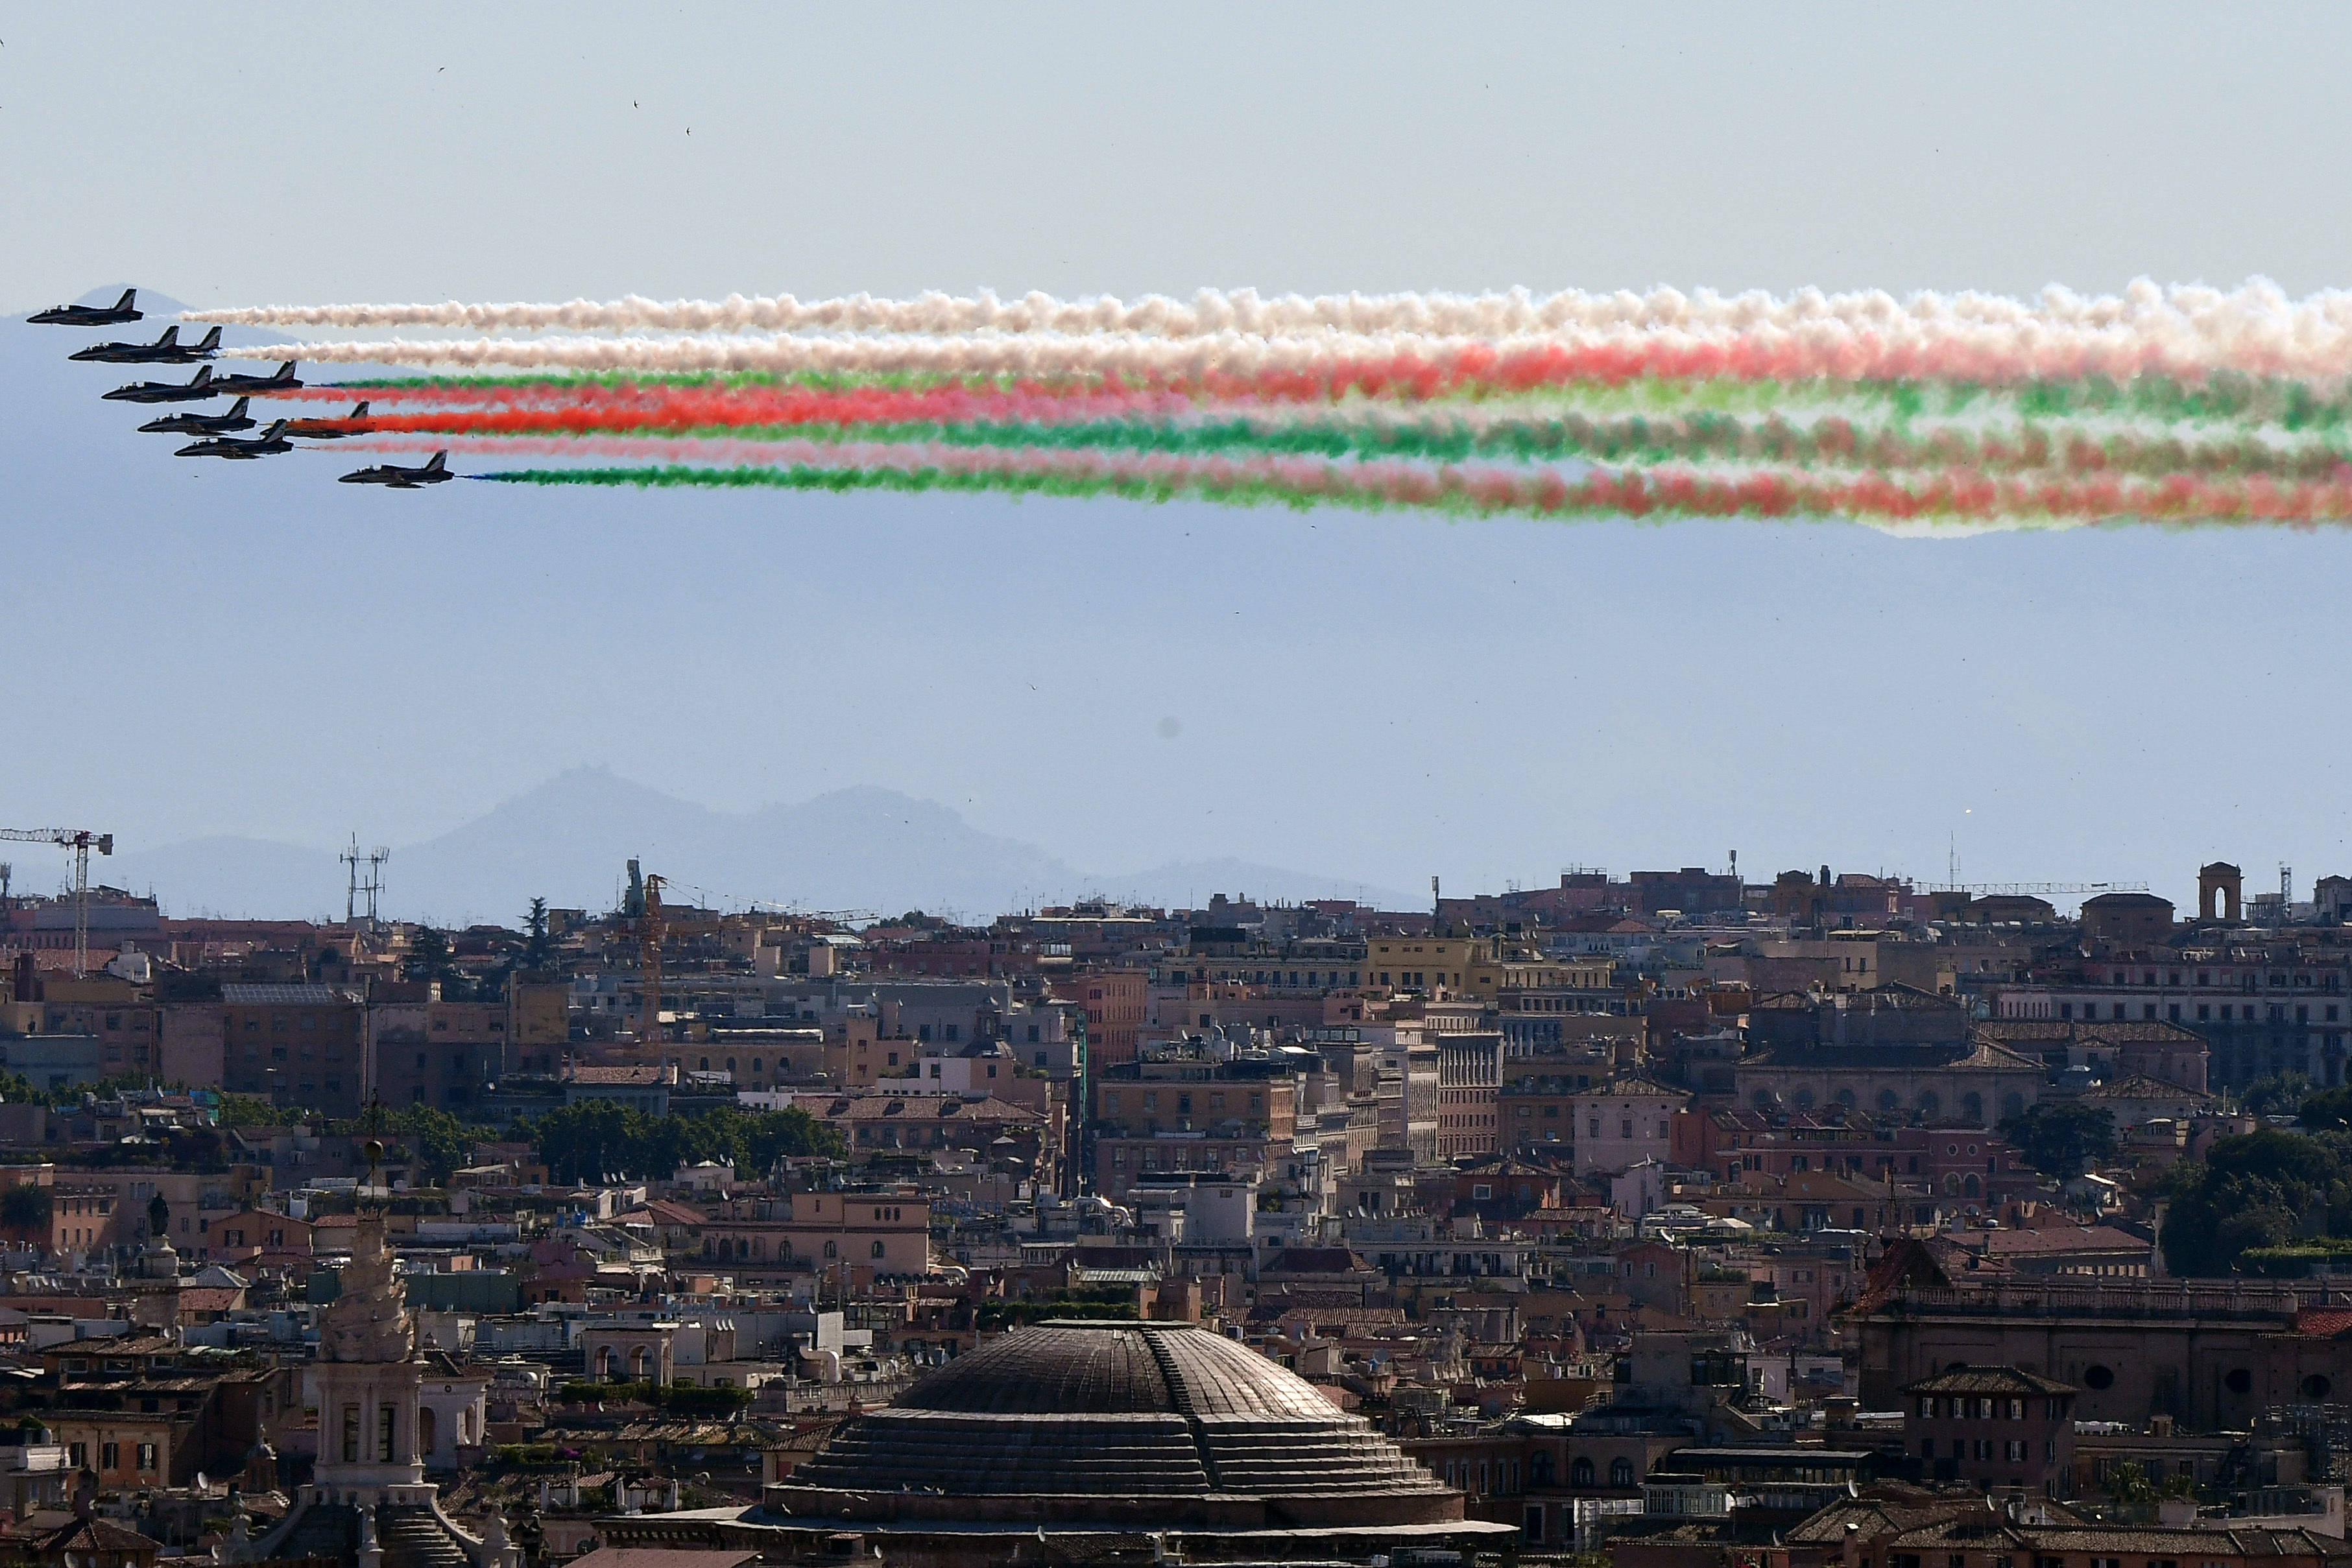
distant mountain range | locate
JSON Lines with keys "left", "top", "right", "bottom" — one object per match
{"left": 103, "top": 766, "right": 1417, "bottom": 925}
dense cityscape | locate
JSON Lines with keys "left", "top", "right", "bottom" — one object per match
{"left": 0, "top": 853, "right": 2347, "bottom": 1568}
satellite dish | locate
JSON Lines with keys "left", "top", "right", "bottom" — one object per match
{"left": 196, "top": 1471, "right": 209, "bottom": 1491}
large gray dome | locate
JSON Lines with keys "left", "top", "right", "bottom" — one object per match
{"left": 772, "top": 1320, "right": 1459, "bottom": 1530}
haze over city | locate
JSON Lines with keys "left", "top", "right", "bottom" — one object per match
{"left": 6, "top": 12, "right": 2352, "bottom": 1568}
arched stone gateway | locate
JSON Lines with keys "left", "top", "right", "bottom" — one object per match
{"left": 600, "top": 1319, "right": 1517, "bottom": 1565}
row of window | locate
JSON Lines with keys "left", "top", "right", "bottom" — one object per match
{"left": 2061, "top": 999, "right": 2342, "bottom": 1023}
{"left": 64, "top": 1440, "right": 156, "bottom": 1471}
{"left": 1101, "top": 1090, "right": 1266, "bottom": 1114}
{"left": 2109, "top": 968, "right": 2340, "bottom": 990}
{"left": 1917, "top": 1395, "right": 2059, "bottom": 1420}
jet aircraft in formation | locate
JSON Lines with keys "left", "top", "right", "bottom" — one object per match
{"left": 339, "top": 451, "right": 453, "bottom": 488}
{"left": 27, "top": 289, "right": 141, "bottom": 326}
{"left": 203, "top": 362, "right": 303, "bottom": 396}
{"left": 41, "top": 286, "right": 453, "bottom": 486}
{"left": 137, "top": 398, "right": 254, "bottom": 436}
{"left": 67, "top": 325, "right": 221, "bottom": 364}
{"left": 176, "top": 420, "right": 293, "bottom": 460}
{"left": 103, "top": 366, "right": 220, "bottom": 403}
{"left": 283, "top": 401, "right": 374, "bottom": 438}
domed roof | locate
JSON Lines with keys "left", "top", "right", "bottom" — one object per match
{"left": 893, "top": 1318, "right": 1347, "bottom": 1420}
{"left": 774, "top": 1320, "right": 1458, "bottom": 1532}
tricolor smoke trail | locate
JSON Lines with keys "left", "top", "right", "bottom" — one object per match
{"left": 191, "top": 278, "right": 2352, "bottom": 527}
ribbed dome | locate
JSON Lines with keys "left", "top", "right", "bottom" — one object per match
{"left": 894, "top": 1318, "right": 1349, "bottom": 1420}
{"left": 773, "top": 1320, "right": 1458, "bottom": 1531}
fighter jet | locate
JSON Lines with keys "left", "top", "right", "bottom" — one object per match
{"left": 283, "top": 401, "right": 374, "bottom": 439}
{"left": 137, "top": 397, "right": 254, "bottom": 436}
{"left": 102, "top": 366, "right": 219, "bottom": 404}
{"left": 27, "top": 289, "right": 141, "bottom": 326}
{"left": 68, "top": 326, "right": 222, "bottom": 364}
{"left": 175, "top": 420, "right": 292, "bottom": 460}
{"left": 204, "top": 362, "right": 303, "bottom": 396}
{"left": 340, "top": 451, "right": 453, "bottom": 488}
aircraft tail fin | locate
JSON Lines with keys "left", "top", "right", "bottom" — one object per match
{"left": 115, "top": 290, "right": 136, "bottom": 311}
{"left": 156, "top": 326, "right": 177, "bottom": 346}
{"left": 425, "top": 451, "right": 447, "bottom": 472}
{"left": 197, "top": 327, "right": 221, "bottom": 351}
{"left": 352, "top": 401, "right": 370, "bottom": 418}
{"left": 189, "top": 366, "right": 211, "bottom": 385}
{"left": 229, "top": 397, "right": 249, "bottom": 416}
{"left": 274, "top": 362, "right": 296, "bottom": 380}
{"left": 261, "top": 420, "right": 287, "bottom": 438}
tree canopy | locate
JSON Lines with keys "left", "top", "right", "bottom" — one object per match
{"left": 2161, "top": 1126, "right": 2352, "bottom": 1276}
{"left": 1997, "top": 1101, "right": 2117, "bottom": 1178}
{"left": 2240, "top": 1072, "right": 2313, "bottom": 1117}
{"left": 0, "top": 1185, "right": 51, "bottom": 1239}
{"left": 325, "top": 1104, "right": 497, "bottom": 1185}
{"left": 531, "top": 1100, "right": 843, "bottom": 1184}
{"left": 213, "top": 1094, "right": 282, "bottom": 1128}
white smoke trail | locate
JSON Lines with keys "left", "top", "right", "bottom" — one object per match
{"left": 187, "top": 279, "right": 2352, "bottom": 357}
{"left": 222, "top": 313, "right": 2352, "bottom": 382}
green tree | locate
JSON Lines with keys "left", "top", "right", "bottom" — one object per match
{"left": 375, "top": 1106, "right": 479, "bottom": 1185}
{"left": 2242, "top": 1072, "right": 2313, "bottom": 1117}
{"left": 528, "top": 1100, "right": 844, "bottom": 1183}
{"left": 523, "top": 898, "right": 555, "bottom": 972}
{"left": 213, "top": 1094, "right": 281, "bottom": 1128}
{"left": 1, "top": 1185, "right": 51, "bottom": 1239}
{"left": 2161, "top": 1127, "right": 2352, "bottom": 1276}
{"left": 2107, "top": 1460, "right": 2155, "bottom": 1504}
{"left": 1998, "top": 1102, "right": 2118, "bottom": 1178}
{"left": 407, "top": 926, "right": 453, "bottom": 985}
{"left": 2301, "top": 1086, "right": 2352, "bottom": 1131}
{"left": 534, "top": 1099, "right": 645, "bottom": 1184}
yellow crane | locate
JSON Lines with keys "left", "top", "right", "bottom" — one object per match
{"left": 0, "top": 829, "right": 113, "bottom": 978}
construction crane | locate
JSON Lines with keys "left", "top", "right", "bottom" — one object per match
{"left": 0, "top": 829, "right": 114, "bottom": 978}
{"left": 639, "top": 873, "right": 666, "bottom": 1045}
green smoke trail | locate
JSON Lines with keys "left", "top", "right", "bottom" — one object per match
{"left": 801, "top": 414, "right": 2352, "bottom": 477}
{"left": 437, "top": 409, "right": 2352, "bottom": 480}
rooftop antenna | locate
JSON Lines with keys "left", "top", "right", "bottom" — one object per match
{"left": 1432, "top": 875, "right": 1441, "bottom": 930}
{"left": 341, "top": 837, "right": 389, "bottom": 928}
{"left": 0, "top": 863, "right": 10, "bottom": 903}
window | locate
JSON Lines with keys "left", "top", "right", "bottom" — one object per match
{"left": 136, "top": 1443, "right": 156, "bottom": 1471}
{"left": 343, "top": 1403, "right": 360, "bottom": 1462}
{"left": 379, "top": 1403, "right": 396, "bottom": 1461}
{"left": 101, "top": 1442, "right": 118, "bottom": 1470}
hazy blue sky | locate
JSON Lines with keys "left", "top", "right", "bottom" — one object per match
{"left": 3, "top": 3, "right": 2349, "bottom": 912}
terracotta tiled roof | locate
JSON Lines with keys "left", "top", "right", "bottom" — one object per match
{"left": 1901, "top": 1364, "right": 2075, "bottom": 1396}
{"left": 1980, "top": 1225, "right": 2149, "bottom": 1257}
{"left": 570, "top": 1065, "right": 666, "bottom": 1086}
